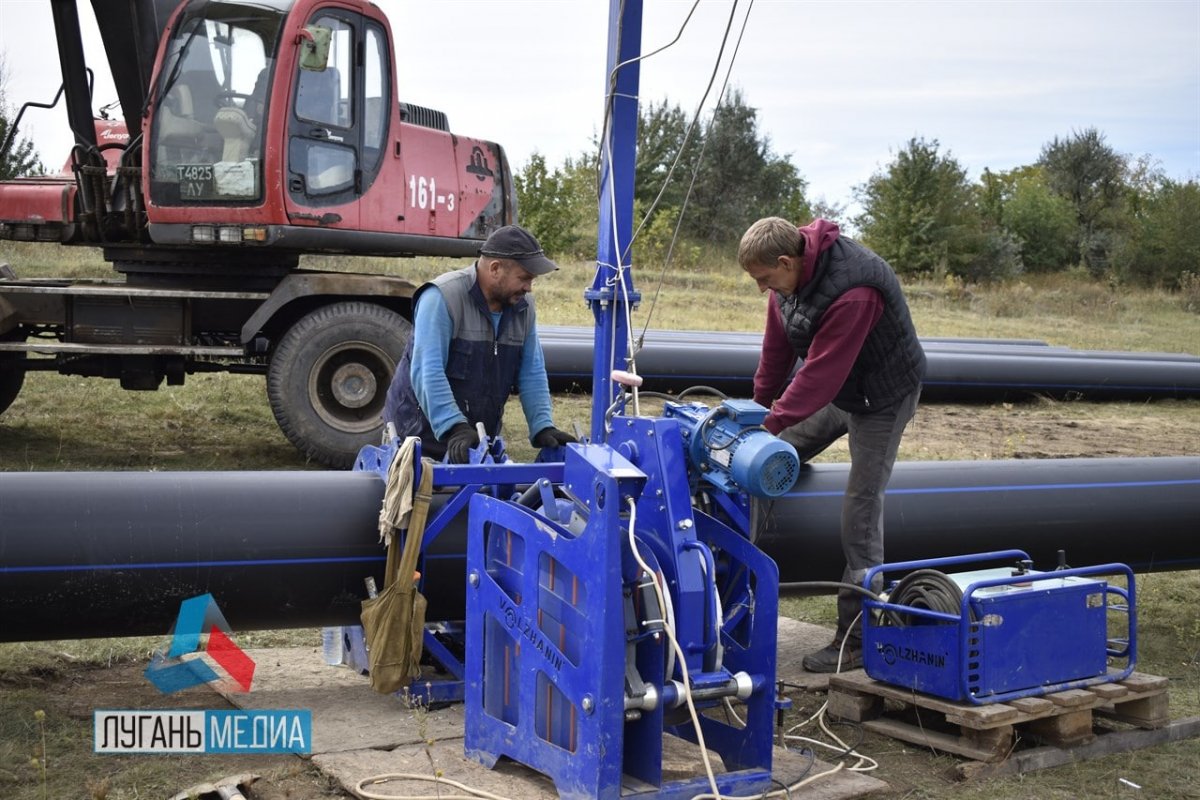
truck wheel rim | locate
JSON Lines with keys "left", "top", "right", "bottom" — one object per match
{"left": 307, "top": 341, "right": 390, "bottom": 434}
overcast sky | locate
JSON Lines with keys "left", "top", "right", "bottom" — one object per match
{"left": 2, "top": 0, "right": 1197, "bottom": 216}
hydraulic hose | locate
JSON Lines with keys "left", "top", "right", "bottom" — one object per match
{"left": 777, "top": 580, "right": 905, "bottom": 627}
{"left": 883, "top": 569, "right": 965, "bottom": 626}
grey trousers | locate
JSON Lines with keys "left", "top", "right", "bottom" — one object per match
{"left": 778, "top": 386, "right": 921, "bottom": 643}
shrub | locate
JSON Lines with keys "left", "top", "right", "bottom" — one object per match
{"left": 1179, "top": 271, "right": 1200, "bottom": 314}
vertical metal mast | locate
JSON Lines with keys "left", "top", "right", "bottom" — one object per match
{"left": 587, "top": 0, "right": 643, "bottom": 443}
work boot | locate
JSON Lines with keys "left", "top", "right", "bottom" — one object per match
{"left": 801, "top": 639, "right": 863, "bottom": 673}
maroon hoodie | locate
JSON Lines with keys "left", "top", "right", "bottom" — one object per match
{"left": 753, "top": 219, "right": 884, "bottom": 434}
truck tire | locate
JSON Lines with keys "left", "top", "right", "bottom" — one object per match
{"left": 0, "top": 328, "right": 27, "bottom": 415}
{"left": 267, "top": 302, "right": 412, "bottom": 468}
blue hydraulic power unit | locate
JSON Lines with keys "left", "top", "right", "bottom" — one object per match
{"left": 861, "top": 550, "right": 1136, "bottom": 704}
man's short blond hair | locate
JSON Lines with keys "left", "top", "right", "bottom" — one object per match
{"left": 738, "top": 217, "right": 803, "bottom": 269}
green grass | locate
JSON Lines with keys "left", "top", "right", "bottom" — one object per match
{"left": 9, "top": 243, "right": 1195, "bottom": 349}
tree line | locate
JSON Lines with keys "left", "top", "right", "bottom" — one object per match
{"left": 514, "top": 90, "right": 1198, "bottom": 289}
{"left": 3, "top": 66, "right": 1194, "bottom": 288}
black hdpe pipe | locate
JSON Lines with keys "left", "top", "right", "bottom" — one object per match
{"left": 2, "top": 456, "right": 1198, "bottom": 643}
{"left": 757, "top": 456, "right": 1200, "bottom": 581}
{"left": 0, "top": 471, "right": 393, "bottom": 642}
{"left": 540, "top": 326, "right": 1200, "bottom": 401}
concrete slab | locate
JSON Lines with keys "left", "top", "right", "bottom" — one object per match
{"left": 221, "top": 646, "right": 464, "bottom": 753}
{"left": 318, "top": 736, "right": 886, "bottom": 800}
{"left": 221, "top": 620, "right": 886, "bottom": 799}
{"left": 777, "top": 615, "right": 844, "bottom": 691}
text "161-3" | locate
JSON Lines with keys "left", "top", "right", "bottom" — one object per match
{"left": 409, "top": 176, "right": 455, "bottom": 211}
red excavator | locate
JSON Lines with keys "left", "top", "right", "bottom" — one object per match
{"left": 0, "top": 0, "right": 515, "bottom": 466}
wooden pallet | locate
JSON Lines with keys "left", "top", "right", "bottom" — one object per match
{"left": 826, "top": 670, "right": 1173, "bottom": 768}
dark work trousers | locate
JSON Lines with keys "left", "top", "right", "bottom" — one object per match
{"left": 778, "top": 386, "right": 921, "bottom": 645}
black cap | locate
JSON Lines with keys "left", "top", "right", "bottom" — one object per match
{"left": 478, "top": 225, "right": 558, "bottom": 276}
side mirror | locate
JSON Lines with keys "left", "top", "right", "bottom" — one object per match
{"left": 297, "top": 25, "right": 331, "bottom": 71}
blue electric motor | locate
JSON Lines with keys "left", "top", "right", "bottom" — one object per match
{"left": 664, "top": 399, "right": 799, "bottom": 497}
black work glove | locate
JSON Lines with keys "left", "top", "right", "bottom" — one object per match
{"left": 532, "top": 427, "right": 577, "bottom": 449}
{"left": 443, "top": 422, "right": 479, "bottom": 464}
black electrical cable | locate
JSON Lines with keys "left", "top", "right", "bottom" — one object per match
{"left": 886, "top": 569, "right": 965, "bottom": 626}
{"left": 777, "top": 580, "right": 906, "bottom": 626}
{"left": 697, "top": 405, "right": 731, "bottom": 450}
{"left": 821, "top": 717, "right": 866, "bottom": 760}
{"left": 633, "top": 391, "right": 682, "bottom": 402}
{"left": 767, "top": 776, "right": 795, "bottom": 799}
{"left": 777, "top": 580, "right": 882, "bottom": 602}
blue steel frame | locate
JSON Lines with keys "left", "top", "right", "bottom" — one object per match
{"left": 862, "top": 550, "right": 1136, "bottom": 705}
{"left": 465, "top": 442, "right": 778, "bottom": 800}
{"left": 587, "top": 0, "right": 643, "bottom": 443}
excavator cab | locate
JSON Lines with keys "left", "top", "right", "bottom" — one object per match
{"left": 148, "top": 2, "right": 280, "bottom": 204}
{"left": 142, "top": 0, "right": 513, "bottom": 257}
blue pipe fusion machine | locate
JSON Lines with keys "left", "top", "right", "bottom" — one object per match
{"left": 344, "top": 0, "right": 1141, "bottom": 795}
{"left": 354, "top": 397, "right": 799, "bottom": 799}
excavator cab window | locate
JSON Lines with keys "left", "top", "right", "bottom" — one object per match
{"left": 148, "top": 1, "right": 285, "bottom": 206}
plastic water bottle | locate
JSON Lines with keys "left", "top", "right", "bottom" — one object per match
{"left": 321, "top": 626, "right": 344, "bottom": 666}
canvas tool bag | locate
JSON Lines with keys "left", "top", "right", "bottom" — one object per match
{"left": 360, "top": 442, "right": 433, "bottom": 694}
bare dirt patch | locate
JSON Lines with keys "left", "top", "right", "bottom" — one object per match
{"left": 901, "top": 399, "right": 1200, "bottom": 461}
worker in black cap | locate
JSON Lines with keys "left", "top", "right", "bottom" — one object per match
{"left": 383, "top": 225, "right": 577, "bottom": 462}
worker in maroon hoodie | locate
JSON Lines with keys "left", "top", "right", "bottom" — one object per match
{"left": 739, "top": 216, "right": 925, "bottom": 673}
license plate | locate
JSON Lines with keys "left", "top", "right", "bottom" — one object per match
{"left": 177, "top": 164, "right": 214, "bottom": 199}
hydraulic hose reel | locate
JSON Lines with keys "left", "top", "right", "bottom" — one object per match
{"left": 861, "top": 550, "right": 1137, "bottom": 705}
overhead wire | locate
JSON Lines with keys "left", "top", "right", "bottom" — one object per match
{"left": 596, "top": 1, "right": 754, "bottom": 417}
{"left": 637, "top": 0, "right": 756, "bottom": 346}
{"left": 623, "top": 0, "right": 740, "bottom": 260}
{"left": 595, "top": 0, "right": 703, "bottom": 219}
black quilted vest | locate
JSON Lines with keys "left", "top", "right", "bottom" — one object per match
{"left": 777, "top": 236, "right": 925, "bottom": 413}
